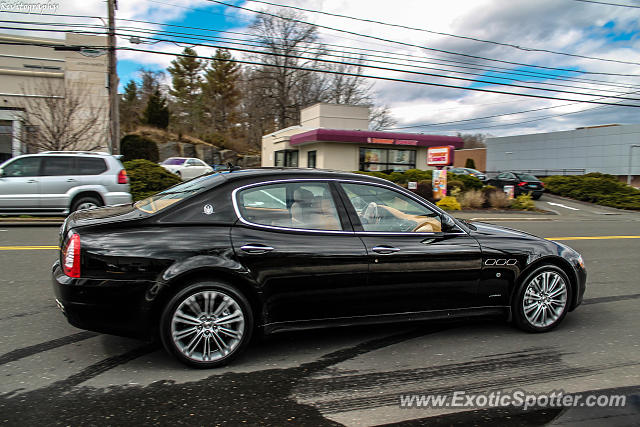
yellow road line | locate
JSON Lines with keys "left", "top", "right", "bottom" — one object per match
{"left": 546, "top": 236, "right": 640, "bottom": 241}
{"left": 0, "top": 246, "right": 59, "bottom": 250}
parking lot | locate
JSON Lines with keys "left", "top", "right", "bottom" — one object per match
{"left": 0, "top": 194, "right": 638, "bottom": 426}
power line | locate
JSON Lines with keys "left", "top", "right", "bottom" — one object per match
{"left": 249, "top": 0, "right": 640, "bottom": 66}
{"left": 106, "top": 28, "right": 640, "bottom": 101}
{"left": 5, "top": 9, "right": 640, "bottom": 90}
{"left": 5, "top": 19, "right": 638, "bottom": 99}
{"left": 116, "top": 45, "right": 640, "bottom": 107}
{"left": 387, "top": 89, "right": 640, "bottom": 130}
{"left": 203, "top": 0, "right": 640, "bottom": 77}
{"left": 572, "top": 0, "right": 640, "bottom": 8}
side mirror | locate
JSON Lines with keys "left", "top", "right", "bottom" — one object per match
{"left": 0, "top": 168, "right": 4, "bottom": 177}
{"left": 441, "top": 214, "right": 457, "bottom": 232}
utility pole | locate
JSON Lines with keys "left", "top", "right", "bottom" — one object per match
{"left": 107, "top": 0, "right": 119, "bottom": 154}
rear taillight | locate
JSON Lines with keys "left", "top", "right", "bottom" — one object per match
{"left": 540, "top": 182, "right": 545, "bottom": 187}
{"left": 117, "top": 169, "right": 128, "bottom": 184}
{"left": 517, "top": 181, "right": 526, "bottom": 187}
{"left": 63, "top": 233, "right": 81, "bottom": 278}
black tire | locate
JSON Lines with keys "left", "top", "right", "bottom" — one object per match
{"left": 70, "top": 195, "right": 102, "bottom": 213}
{"left": 160, "top": 281, "right": 253, "bottom": 368}
{"left": 532, "top": 193, "right": 542, "bottom": 200}
{"left": 513, "top": 265, "right": 572, "bottom": 333}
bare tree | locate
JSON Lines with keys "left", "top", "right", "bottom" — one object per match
{"left": 249, "top": 9, "right": 325, "bottom": 128}
{"left": 370, "top": 105, "right": 397, "bottom": 130}
{"left": 19, "top": 79, "right": 107, "bottom": 152}
{"left": 457, "top": 133, "right": 487, "bottom": 149}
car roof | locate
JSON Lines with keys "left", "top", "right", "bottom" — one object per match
{"left": 200, "top": 167, "right": 393, "bottom": 187}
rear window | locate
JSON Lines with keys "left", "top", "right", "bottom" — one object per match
{"left": 162, "top": 158, "right": 186, "bottom": 165}
{"left": 134, "top": 173, "right": 226, "bottom": 214}
{"left": 75, "top": 157, "right": 107, "bottom": 175}
{"left": 517, "top": 174, "right": 539, "bottom": 181}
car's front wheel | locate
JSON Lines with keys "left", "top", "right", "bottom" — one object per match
{"left": 513, "top": 265, "right": 571, "bottom": 332}
{"left": 160, "top": 282, "right": 253, "bottom": 368}
{"left": 70, "top": 195, "right": 102, "bottom": 212}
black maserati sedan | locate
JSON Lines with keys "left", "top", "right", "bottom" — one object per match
{"left": 53, "top": 168, "right": 586, "bottom": 368}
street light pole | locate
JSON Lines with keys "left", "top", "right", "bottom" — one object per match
{"left": 628, "top": 144, "right": 640, "bottom": 186}
{"left": 107, "top": 0, "right": 119, "bottom": 154}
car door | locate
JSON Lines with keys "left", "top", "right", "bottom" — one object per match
{"left": 0, "top": 156, "right": 42, "bottom": 210}
{"left": 184, "top": 159, "right": 203, "bottom": 180}
{"left": 338, "top": 181, "right": 483, "bottom": 313}
{"left": 496, "top": 172, "right": 516, "bottom": 189}
{"left": 230, "top": 180, "right": 369, "bottom": 326}
{"left": 38, "top": 156, "right": 78, "bottom": 209}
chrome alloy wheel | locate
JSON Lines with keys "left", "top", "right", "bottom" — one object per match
{"left": 522, "top": 271, "right": 568, "bottom": 328}
{"left": 170, "top": 291, "right": 245, "bottom": 362}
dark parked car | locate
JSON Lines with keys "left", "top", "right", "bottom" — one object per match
{"left": 53, "top": 169, "right": 586, "bottom": 368}
{"left": 488, "top": 172, "right": 545, "bottom": 199}
{"left": 449, "top": 167, "right": 487, "bottom": 181}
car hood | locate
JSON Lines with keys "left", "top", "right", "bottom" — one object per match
{"left": 62, "top": 204, "right": 145, "bottom": 235}
{"left": 469, "top": 221, "right": 540, "bottom": 240}
{"left": 467, "top": 221, "right": 565, "bottom": 258}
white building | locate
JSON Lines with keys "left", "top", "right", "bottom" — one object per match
{"left": 0, "top": 32, "right": 109, "bottom": 162}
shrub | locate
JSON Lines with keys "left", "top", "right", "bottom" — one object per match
{"left": 416, "top": 180, "right": 434, "bottom": 202}
{"left": 459, "top": 190, "right": 485, "bottom": 209}
{"left": 488, "top": 191, "right": 511, "bottom": 209}
{"left": 121, "top": 134, "right": 159, "bottom": 162}
{"left": 447, "top": 179, "right": 465, "bottom": 195}
{"left": 124, "top": 159, "right": 181, "bottom": 201}
{"left": 542, "top": 174, "right": 640, "bottom": 210}
{"left": 511, "top": 194, "right": 536, "bottom": 211}
{"left": 448, "top": 172, "right": 483, "bottom": 191}
{"left": 465, "top": 158, "right": 476, "bottom": 169}
{"left": 388, "top": 169, "right": 432, "bottom": 184}
{"left": 436, "top": 196, "right": 461, "bottom": 211}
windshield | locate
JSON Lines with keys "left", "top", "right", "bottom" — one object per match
{"left": 134, "top": 174, "right": 225, "bottom": 213}
{"left": 517, "top": 173, "right": 539, "bottom": 181}
{"left": 162, "top": 158, "right": 186, "bottom": 165}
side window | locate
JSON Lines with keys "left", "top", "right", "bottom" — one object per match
{"left": 1, "top": 156, "right": 41, "bottom": 177}
{"left": 75, "top": 157, "right": 107, "bottom": 175}
{"left": 185, "top": 159, "right": 197, "bottom": 166}
{"left": 496, "top": 173, "right": 506, "bottom": 179}
{"left": 42, "top": 157, "right": 75, "bottom": 176}
{"left": 341, "top": 183, "right": 442, "bottom": 233}
{"left": 237, "top": 182, "right": 342, "bottom": 231}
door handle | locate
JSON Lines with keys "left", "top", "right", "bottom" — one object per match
{"left": 372, "top": 245, "right": 400, "bottom": 254}
{"left": 27, "top": 179, "right": 38, "bottom": 183}
{"left": 66, "top": 178, "right": 77, "bottom": 182}
{"left": 240, "top": 244, "right": 274, "bottom": 254}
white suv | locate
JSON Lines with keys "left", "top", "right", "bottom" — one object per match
{"left": 0, "top": 151, "right": 132, "bottom": 215}
{"left": 160, "top": 157, "right": 213, "bottom": 180}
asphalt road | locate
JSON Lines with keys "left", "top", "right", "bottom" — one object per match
{"left": 0, "top": 194, "right": 639, "bottom": 426}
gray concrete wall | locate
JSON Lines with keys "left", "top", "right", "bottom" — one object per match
{"left": 486, "top": 124, "right": 640, "bottom": 175}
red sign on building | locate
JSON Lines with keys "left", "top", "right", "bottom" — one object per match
{"left": 427, "top": 146, "right": 454, "bottom": 166}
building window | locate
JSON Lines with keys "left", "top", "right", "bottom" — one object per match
{"left": 0, "top": 120, "right": 13, "bottom": 163}
{"left": 359, "top": 147, "right": 416, "bottom": 172}
{"left": 307, "top": 151, "right": 317, "bottom": 168}
{"left": 275, "top": 149, "right": 299, "bottom": 167}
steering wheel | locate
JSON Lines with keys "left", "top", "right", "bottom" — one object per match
{"left": 363, "top": 202, "right": 381, "bottom": 224}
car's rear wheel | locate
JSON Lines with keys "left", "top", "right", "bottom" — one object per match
{"left": 160, "top": 281, "right": 253, "bottom": 368}
{"left": 513, "top": 265, "right": 571, "bottom": 332}
{"left": 70, "top": 195, "right": 102, "bottom": 212}
{"left": 532, "top": 193, "right": 542, "bottom": 200}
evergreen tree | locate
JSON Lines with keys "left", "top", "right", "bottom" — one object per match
{"left": 202, "top": 49, "right": 241, "bottom": 143}
{"left": 143, "top": 88, "right": 169, "bottom": 129}
{"left": 120, "top": 80, "right": 140, "bottom": 132}
{"left": 167, "top": 47, "right": 204, "bottom": 135}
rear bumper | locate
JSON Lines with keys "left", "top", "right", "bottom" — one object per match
{"left": 103, "top": 191, "right": 132, "bottom": 206}
{"left": 52, "top": 261, "right": 157, "bottom": 339}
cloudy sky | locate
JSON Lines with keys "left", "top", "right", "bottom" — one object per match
{"left": 3, "top": 0, "right": 640, "bottom": 137}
